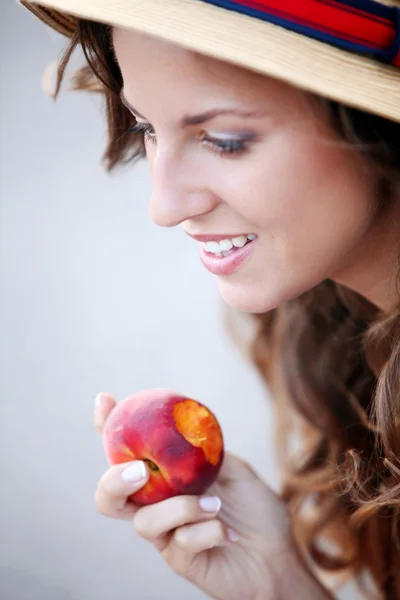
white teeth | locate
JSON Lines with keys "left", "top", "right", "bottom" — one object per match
{"left": 219, "top": 239, "right": 233, "bottom": 251}
{"left": 206, "top": 241, "right": 221, "bottom": 253}
{"left": 232, "top": 236, "right": 248, "bottom": 248}
{"left": 202, "top": 234, "right": 256, "bottom": 256}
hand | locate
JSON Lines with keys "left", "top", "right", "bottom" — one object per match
{"left": 94, "top": 393, "right": 305, "bottom": 600}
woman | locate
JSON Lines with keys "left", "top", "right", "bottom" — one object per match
{"left": 21, "top": 1, "right": 400, "bottom": 598}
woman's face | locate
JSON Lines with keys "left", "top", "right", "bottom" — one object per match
{"left": 113, "top": 28, "right": 379, "bottom": 313}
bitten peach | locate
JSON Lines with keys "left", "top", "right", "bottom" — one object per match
{"left": 102, "top": 389, "right": 224, "bottom": 505}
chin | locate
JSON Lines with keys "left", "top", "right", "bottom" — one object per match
{"left": 217, "top": 280, "right": 283, "bottom": 314}
{"left": 216, "top": 274, "right": 314, "bottom": 314}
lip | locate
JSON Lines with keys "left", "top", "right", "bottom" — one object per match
{"left": 199, "top": 238, "right": 255, "bottom": 276}
{"left": 186, "top": 232, "right": 254, "bottom": 243}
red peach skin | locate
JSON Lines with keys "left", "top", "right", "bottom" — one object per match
{"left": 102, "top": 389, "right": 224, "bottom": 505}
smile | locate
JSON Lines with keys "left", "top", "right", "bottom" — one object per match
{"left": 202, "top": 234, "right": 256, "bottom": 258}
{"left": 199, "top": 235, "right": 256, "bottom": 276}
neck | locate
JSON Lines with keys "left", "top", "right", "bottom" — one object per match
{"left": 331, "top": 199, "right": 400, "bottom": 314}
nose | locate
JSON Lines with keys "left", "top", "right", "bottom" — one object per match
{"left": 148, "top": 145, "right": 217, "bottom": 228}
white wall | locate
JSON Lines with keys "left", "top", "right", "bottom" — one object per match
{"left": 0, "top": 4, "right": 280, "bottom": 599}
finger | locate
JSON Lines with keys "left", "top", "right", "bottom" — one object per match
{"left": 94, "top": 392, "right": 117, "bottom": 436}
{"left": 133, "top": 495, "right": 222, "bottom": 546}
{"left": 162, "top": 521, "right": 239, "bottom": 578}
{"left": 95, "top": 460, "right": 149, "bottom": 520}
{"left": 173, "top": 519, "right": 239, "bottom": 553}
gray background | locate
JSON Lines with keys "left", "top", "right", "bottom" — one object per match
{"left": 1, "top": 3, "right": 354, "bottom": 599}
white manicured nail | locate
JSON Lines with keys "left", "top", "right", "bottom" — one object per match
{"left": 227, "top": 528, "right": 239, "bottom": 542}
{"left": 199, "top": 496, "right": 222, "bottom": 513}
{"left": 121, "top": 461, "right": 147, "bottom": 483}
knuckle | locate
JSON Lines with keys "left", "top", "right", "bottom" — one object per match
{"left": 174, "top": 528, "right": 190, "bottom": 549}
{"left": 94, "top": 487, "right": 108, "bottom": 516}
{"left": 98, "top": 471, "right": 113, "bottom": 495}
{"left": 132, "top": 510, "right": 149, "bottom": 538}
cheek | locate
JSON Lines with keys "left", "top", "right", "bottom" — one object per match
{"left": 230, "top": 134, "right": 373, "bottom": 257}
{"left": 215, "top": 135, "right": 374, "bottom": 313}
{"left": 282, "top": 146, "right": 372, "bottom": 268}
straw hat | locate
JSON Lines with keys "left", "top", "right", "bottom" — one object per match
{"left": 21, "top": 0, "right": 400, "bottom": 122}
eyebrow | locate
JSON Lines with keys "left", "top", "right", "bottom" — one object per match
{"left": 119, "top": 89, "right": 264, "bottom": 127}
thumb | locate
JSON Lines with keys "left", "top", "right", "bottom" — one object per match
{"left": 94, "top": 392, "right": 117, "bottom": 436}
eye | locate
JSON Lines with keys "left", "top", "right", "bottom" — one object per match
{"left": 127, "top": 123, "right": 252, "bottom": 157}
{"left": 199, "top": 134, "right": 249, "bottom": 157}
{"left": 127, "top": 122, "right": 156, "bottom": 143}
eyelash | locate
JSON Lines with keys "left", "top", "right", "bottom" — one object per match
{"left": 127, "top": 123, "right": 249, "bottom": 157}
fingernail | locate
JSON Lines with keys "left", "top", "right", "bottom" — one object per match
{"left": 121, "top": 461, "right": 147, "bottom": 483}
{"left": 227, "top": 528, "right": 239, "bottom": 542}
{"left": 95, "top": 393, "right": 108, "bottom": 410}
{"left": 199, "top": 496, "right": 222, "bottom": 513}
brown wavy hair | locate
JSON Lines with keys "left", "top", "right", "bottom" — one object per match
{"left": 53, "top": 21, "right": 400, "bottom": 599}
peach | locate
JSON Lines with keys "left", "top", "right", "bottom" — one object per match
{"left": 102, "top": 389, "right": 224, "bottom": 505}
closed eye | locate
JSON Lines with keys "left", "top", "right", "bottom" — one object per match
{"left": 199, "top": 134, "right": 248, "bottom": 156}
{"left": 127, "top": 123, "right": 253, "bottom": 157}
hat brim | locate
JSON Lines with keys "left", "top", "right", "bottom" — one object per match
{"left": 22, "top": 0, "right": 400, "bottom": 122}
